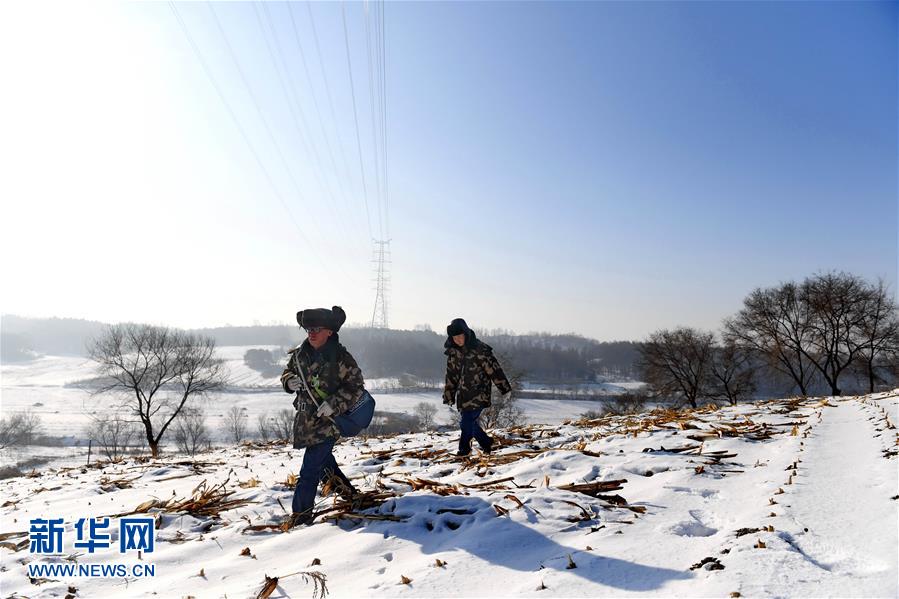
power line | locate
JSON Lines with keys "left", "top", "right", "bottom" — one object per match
{"left": 207, "top": 3, "right": 356, "bottom": 289}
{"left": 255, "top": 3, "right": 366, "bottom": 257}
{"left": 169, "top": 3, "right": 317, "bottom": 255}
{"left": 281, "top": 2, "right": 363, "bottom": 240}
{"left": 364, "top": 0, "right": 384, "bottom": 241}
{"left": 206, "top": 4, "right": 318, "bottom": 224}
{"left": 341, "top": 1, "right": 374, "bottom": 241}
{"left": 304, "top": 2, "right": 359, "bottom": 224}
{"left": 380, "top": 0, "right": 390, "bottom": 238}
{"left": 173, "top": 2, "right": 353, "bottom": 295}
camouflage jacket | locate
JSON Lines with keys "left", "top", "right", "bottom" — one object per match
{"left": 280, "top": 336, "right": 365, "bottom": 449}
{"left": 443, "top": 339, "right": 512, "bottom": 411}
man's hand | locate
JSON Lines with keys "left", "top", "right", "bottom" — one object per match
{"left": 316, "top": 401, "right": 335, "bottom": 418}
{"left": 286, "top": 376, "right": 303, "bottom": 392}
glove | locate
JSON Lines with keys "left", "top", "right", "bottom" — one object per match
{"left": 286, "top": 376, "right": 303, "bottom": 392}
{"left": 316, "top": 401, "right": 335, "bottom": 418}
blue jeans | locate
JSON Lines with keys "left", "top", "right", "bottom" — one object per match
{"left": 459, "top": 408, "right": 491, "bottom": 453}
{"left": 292, "top": 439, "right": 352, "bottom": 514}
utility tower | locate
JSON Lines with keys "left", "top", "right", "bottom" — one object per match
{"left": 371, "top": 239, "right": 391, "bottom": 328}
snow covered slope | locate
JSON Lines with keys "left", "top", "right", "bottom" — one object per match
{"left": 1, "top": 393, "right": 896, "bottom": 598}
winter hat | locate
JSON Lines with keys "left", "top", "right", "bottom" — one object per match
{"left": 297, "top": 306, "right": 347, "bottom": 332}
{"left": 446, "top": 318, "right": 469, "bottom": 337}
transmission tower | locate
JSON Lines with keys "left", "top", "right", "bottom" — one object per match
{"left": 371, "top": 239, "right": 391, "bottom": 328}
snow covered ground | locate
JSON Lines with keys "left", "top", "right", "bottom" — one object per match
{"left": 1, "top": 391, "right": 896, "bottom": 597}
{"left": 0, "top": 352, "right": 617, "bottom": 471}
{"left": 521, "top": 380, "right": 647, "bottom": 396}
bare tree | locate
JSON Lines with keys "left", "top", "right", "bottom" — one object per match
{"left": 272, "top": 409, "right": 294, "bottom": 443}
{"left": 256, "top": 412, "right": 272, "bottom": 442}
{"left": 802, "top": 272, "right": 869, "bottom": 396}
{"left": 727, "top": 273, "right": 898, "bottom": 397}
{"left": 88, "top": 323, "right": 228, "bottom": 458}
{"left": 725, "top": 283, "right": 817, "bottom": 395}
{"left": 87, "top": 413, "right": 137, "bottom": 461}
{"left": 172, "top": 407, "right": 211, "bottom": 456}
{"left": 707, "top": 339, "right": 757, "bottom": 405}
{"left": 413, "top": 402, "right": 438, "bottom": 431}
{"left": 600, "top": 392, "right": 648, "bottom": 416}
{"left": 445, "top": 404, "right": 458, "bottom": 427}
{"left": 640, "top": 327, "right": 714, "bottom": 408}
{"left": 482, "top": 390, "right": 526, "bottom": 428}
{"left": 0, "top": 410, "right": 43, "bottom": 448}
{"left": 223, "top": 406, "right": 247, "bottom": 444}
{"left": 482, "top": 352, "right": 526, "bottom": 428}
{"left": 851, "top": 279, "right": 899, "bottom": 393}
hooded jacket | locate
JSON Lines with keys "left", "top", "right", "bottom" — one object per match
{"left": 443, "top": 319, "right": 512, "bottom": 411}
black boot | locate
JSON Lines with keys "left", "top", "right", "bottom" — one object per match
{"left": 481, "top": 437, "right": 494, "bottom": 455}
{"left": 287, "top": 510, "right": 314, "bottom": 528}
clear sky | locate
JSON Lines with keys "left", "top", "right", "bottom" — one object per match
{"left": 1, "top": 1, "right": 896, "bottom": 341}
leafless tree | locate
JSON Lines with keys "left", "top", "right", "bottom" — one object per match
{"left": 272, "top": 409, "right": 294, "bottom": 443}
{"left": 256, "top": 412, "right": 272, "bottom": 442}
{"left": 223, "top": 406, "right": 248, "bottom": 444}
{"left": 725, "top": 283, "right": 817, "bottom": 395}
{"left": 707, "top": 339, "right": 757, "bottom": 405}
{"left": 600, "top": 392, "right": 649, "bottom": 416}
{"left": 802, "top": 272, "right": 869, "bottom": 396}
{"left": 640, "top": 327, "right": 714, "bottom": 408}
{"left": 482, "top": 352, "right": 526, "bottom": 428}
{"left": 87, "top": 323, "right": 228, "bottom": 458}
{"left": 580, "top": 409, "right": 603, "bottom": 420}
{"left": 482, "top": 390, "right": 526, "bottom": 428}
{"left": 413, "top": 402, "right": 438, "bottom": 431}
{"left": 727, "top": 273, "right": 898, "bottom": 397}
{"left": 172, "top": 407, "right": 211, "bottom": 456}
{"left": 0, "top": 410, "right": 43, "bottom": 448}
{"left": 445, "top": 404, "right": 457, "bottom": 426}
{"left": 851, "top": 279, "right": 899, "bottom": 393}
{"left": 87, "top": 413, "right": 137, "bottom": 461}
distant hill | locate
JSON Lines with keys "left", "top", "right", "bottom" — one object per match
{"left": 0, "top": 315, "right": 642, "bottom": 381}
{"left": 1, "top": 315, "right": 107, "bottom": 358}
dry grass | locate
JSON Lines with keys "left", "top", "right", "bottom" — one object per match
{"left": 118, "top": 478, "right": 252, "bottom": 519}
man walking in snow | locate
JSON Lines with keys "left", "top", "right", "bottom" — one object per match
{"left": 443, "top": 318, "right": 513, "bottom": 456}
{"left": 280, "top": 306, "right": 363, "bottom": 526}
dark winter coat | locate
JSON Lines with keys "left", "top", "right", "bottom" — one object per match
{"left": 280, "top": 335, "right": 365, "bottom": 449}
{"left": 443, "top": 324, "right": 512, "bottom": 411}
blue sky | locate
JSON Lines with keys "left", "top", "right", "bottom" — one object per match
{"left": 0, "top": 1, "right": 895, "bottom": 340}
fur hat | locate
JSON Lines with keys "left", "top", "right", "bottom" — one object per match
{"left": 296, "top": 306, "right": 347, "bottom": 332}
{"left": 446, "top": 318, "right": 470, "bottom": 337}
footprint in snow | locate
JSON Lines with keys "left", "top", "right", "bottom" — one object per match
{"left": 665, "top": 486, "right": 719, "bottom": 499}
{"left": 667, "top": 510, "right": 718, "bottom": 537}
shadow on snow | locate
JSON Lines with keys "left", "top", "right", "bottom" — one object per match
{"left": 340, "top": 494, "right": 692, "bottom": 592}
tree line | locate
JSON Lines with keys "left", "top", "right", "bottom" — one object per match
{"left": 2, "top": 316, "right": 641, "bottom": 382}
{"left": 238, "top": 328, "right": 641, "bottom": 382}
{"left": 639, "top": 272, "right": 898, "bottom": 407}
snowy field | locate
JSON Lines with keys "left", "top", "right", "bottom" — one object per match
{"left": 1, "top": 351, "right": 616, "bottom": 470}
{"left": 521, "top": 380, "right": 647, "bottom": 395}
{"left": 0, "top": 392, "right": 895, "bottom": 597}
